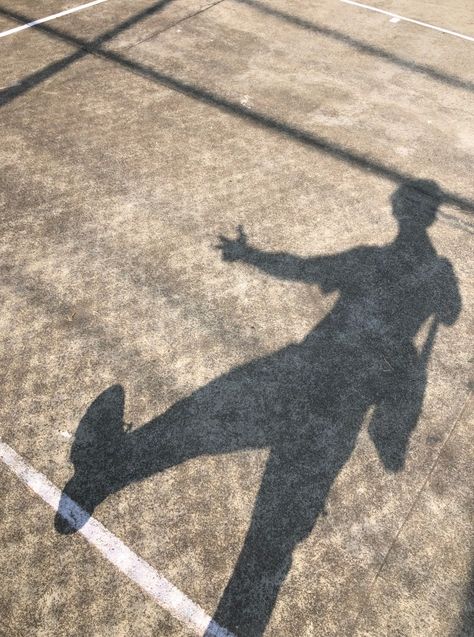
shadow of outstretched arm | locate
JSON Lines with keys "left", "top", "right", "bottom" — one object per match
{"left": 217, "top": 226, "right": 345, "bottom": 290}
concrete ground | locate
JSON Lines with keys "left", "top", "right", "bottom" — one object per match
{"left": 0, "top": 0, "right": 473, "bottom": 635}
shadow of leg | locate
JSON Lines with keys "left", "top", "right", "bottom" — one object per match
{"left": 54, "top": 385, "right": 127, "bottom": 534}
{"left": 209, "top": 450, "right": 329, "bottom": 637}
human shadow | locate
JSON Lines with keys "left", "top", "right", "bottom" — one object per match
{"left": 456, "top": 559, "right": 474, "bottom": 636}
{"left": 55, "top": 180, "right": 461, "bottom": 636}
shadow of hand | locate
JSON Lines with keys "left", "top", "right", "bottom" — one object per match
{"left": 217, "top": 225, "right": 249, "bottom": 261}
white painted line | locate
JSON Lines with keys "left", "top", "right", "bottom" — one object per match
{"left": 0, "top": 0, "right": 109, "bottom": 39}
{"left": 339, "top": 0, "right": 474, "bottom": 42}
{"left": 0, "top": 440, "right": 233, "bottom": 637}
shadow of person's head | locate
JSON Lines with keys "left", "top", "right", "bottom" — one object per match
{"left": 391, "top": 179, "right": 442, "bottom": 228}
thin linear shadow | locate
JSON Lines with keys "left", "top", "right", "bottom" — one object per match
{"left": 0, "top": 0, "right": 176, "bottom": 104}
{"left": 236, "top": 0, "right": 474, "bottom": 93}
{"left": 1, "top": 0, "right": 473, "bottom": 112}
{"left": 56, "top": 180, "right": 461, "bottom": 636}
{"left": 1, "top": 5, "right": 474, "bottom": 215}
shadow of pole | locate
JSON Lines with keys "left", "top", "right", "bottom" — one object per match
{"left": 1, "top": 4, "right": 474, "bottom": 217}
{"left": 236, "top": 0, "right": 474, "bottom": 93}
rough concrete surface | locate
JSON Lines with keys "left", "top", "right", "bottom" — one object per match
{"left": 0, "top": 0, "right": 473, "bottom": 636}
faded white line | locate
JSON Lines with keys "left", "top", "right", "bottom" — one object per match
{"left": 0, "top": 0, "right": 109, "bottom": 39}
{"left": 0, "top": 440, "right": 233, "bottom": 637}
{"left": 339, "top": 0, "right": 474, "bottom": 42}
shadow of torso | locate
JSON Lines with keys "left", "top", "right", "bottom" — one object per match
{"left": 132, "top": 234, "right": 458, "bottom": 472}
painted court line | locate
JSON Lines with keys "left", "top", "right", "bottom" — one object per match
{"left": 339, "top": 0, "right": 474, "bottom": 43}
{"left": 0, "top": 0, "right": 109, "bottom": 39}
{"left": 0, "top": 440, "right": 233, "bottom": 637}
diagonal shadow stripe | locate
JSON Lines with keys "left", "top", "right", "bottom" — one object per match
{"left": 235, "top": 0, "right": 474, "bottom": 93}
{"left": 1, "top": 4, "right": 473, "bottom": 216}
{"left": 0, "top": 0, "right": 176, "bottom": 104}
